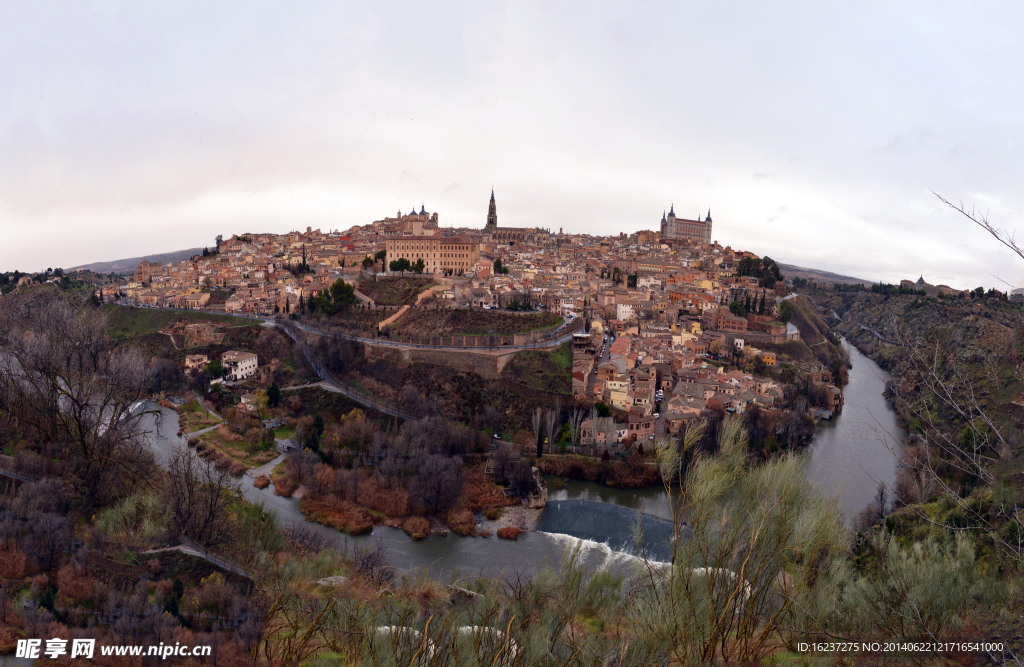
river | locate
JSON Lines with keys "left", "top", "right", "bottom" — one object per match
{"left": 803, "top": 338, "right": 901, "bottom": 519}
{"left": 140, "top": 340, "right": 899, "bottom": 579}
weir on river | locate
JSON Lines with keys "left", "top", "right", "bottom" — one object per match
{"left": 140, "top": 338, "right": 900, "bottom": 579}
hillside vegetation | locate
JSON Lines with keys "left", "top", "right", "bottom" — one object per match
{"left": 357, "top": 276, "right": 434, "bottom": 306}
{"left": 501, "top": 342, "right": 572, "bottom": 395}
{"left": 388, "top": 308, "right": 561, "bottom": 337}
{"left": 101, "top": 304, "right": 243, "bottom": 342}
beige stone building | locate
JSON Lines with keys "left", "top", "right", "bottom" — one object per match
{"left": 385, "top": 235, "right": 478, "bottom": 274}
{"left": 222, "top": 351, "right": 258, "bottom": 381}
{"left": 185, "top": 354, "right": 209, "bottom": 370}
{"left": 660, "top": 205, "right": 712, "bottom": 244}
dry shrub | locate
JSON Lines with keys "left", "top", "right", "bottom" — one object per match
{"left": 463, "top": 466, "right": 520, "bottom": 512}
{"left": 604, "top": 453, "right": 661, "bottom": 487}
{"left": 479, "top": 530, "right": 492, "bottom": 538}
{"left": 496, "top": 527, "right": 520, "bottom": 540}
{"left": 446, "top": 509, "right": 476, "bottom": 537}
{"left": 56, "top": 564, "right": 94, "bottom": 600}
{"left": 145, "top": 558, "right": 162, "bottom": 576}
{"left": 0, "top": 625, "right": 20, "bottom": 655}
{"left": 156, "top": 579, "right": 174, "bottom": 598}
{"left": 274, "top": 476, "right": 298, "bottom": 497}
{"left": 253, "top": 475, "right": 271, "bottom": 489}
{"left": 358, "top": 476, "right": 409, "bottom": 517}
{"left": 483, "top": 508, "right": 503, "bottom": 521}
{"left": 401, "top": 516, "right": 430, "bottom": 540}
{"left": 300, "top": 498, "right": 374, "bottom": 535}
{"left": 308, "top": 464, "right": 335, "bottom": 501}
{"left": 214, "top": 454, "right": 233, "bottom": 471}
{"left": 253, "top": 451, "right": 276, "bottom": 465}
{"left": 216, "top": 424, "right": 243, "bottom": 443}
{"left": 535, "top": 455, "right": 600, "bottom": 482}
{"left": 0, "top": 548, "right": 26, "bottom": 578}
{"left": 225, "top": 446, "right": 248, "bottom": 459}
{"left": 229, "top": 461, "right": 246, "bottom": 476}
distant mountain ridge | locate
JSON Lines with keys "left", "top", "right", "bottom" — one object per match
{"left": 776, "top": 262, "right": 872, "bottom": 287}
{"left": 71, "top": 248, "right": 204, "bottom": 275}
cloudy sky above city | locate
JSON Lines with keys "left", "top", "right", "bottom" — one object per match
{"left": 2, "top": 1, "right": 1023, "bottom": 289}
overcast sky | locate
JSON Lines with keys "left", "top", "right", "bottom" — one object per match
{"left": 1, "top": 1, "right": 1023, "bottom": 288}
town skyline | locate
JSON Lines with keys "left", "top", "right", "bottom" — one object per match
{"left": 3, "top": 2, "right": 1024, "bottom": 289}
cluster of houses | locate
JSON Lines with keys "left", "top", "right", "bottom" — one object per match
{"left": 90, "top": 195, "right": 849, "bottom": 455}
{"left": 94, "top": 192, "right": 804, "bottom": 328}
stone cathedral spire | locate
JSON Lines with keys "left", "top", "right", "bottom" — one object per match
{"left": 486, "top": 189, "right": 498, "bottom": 228}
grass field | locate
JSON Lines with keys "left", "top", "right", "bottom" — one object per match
{"left": 273, "top": 425, "right": 296, "bottom": 440}
{"left": 183, "top": 399, "right": 220, "bottom": 433}
{"left": 501, "top": 342, "right": 572, "bottom": 395}
{"left": 197, "top": 425, "right": 277, "bottom": 468}
{"left": 101, "top": 305, "right": 243, "bottom": 342}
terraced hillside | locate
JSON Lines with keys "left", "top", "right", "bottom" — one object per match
{"left": 357, "top": 276, "right": 434, "bottom": 305}
{"left": 387, "top": 308, "right": 561, "bottom": 337}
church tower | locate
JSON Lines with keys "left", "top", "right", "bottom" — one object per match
{"left": 486, "top": 189, "right": 498, "bottom": 228}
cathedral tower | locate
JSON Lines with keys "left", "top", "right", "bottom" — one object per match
{"left": 486, "top": 189, "right": 498, "bottom": 228}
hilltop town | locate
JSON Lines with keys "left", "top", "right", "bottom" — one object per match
{"left": 50, "top": 191, "right": 856, "bottom": 456}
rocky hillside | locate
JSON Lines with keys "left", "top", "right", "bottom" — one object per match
{"left": 809, "top": 291, "right": 1023, "bottom": 428}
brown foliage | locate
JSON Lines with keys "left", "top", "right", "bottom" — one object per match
{"left": 215, "top": 424, "right": 242, "bottom": 443}
{"left": 496, "top": 526, "right": 521, "bottom": 540}
{"left": 56, "top": 564, "right": 94, "bottom": 600}
{"left": 0, "top": 548, "right": 26, "bottom": 579}
{"left": 535, "top": 455, "right": 600, "bottom": 481}
{"left": 401, "top": 516, "right": 430, "bottom": 540}
{"left": 253, "top": 475, "right": 271, "bottom": 489}
{"left": 273, "top": 476, "right": 298, "bottom": 497}
{"left": 446, "top": 509, "right": 477, "bottom": 537}
{"left": 535, "top": 454, "right": 661, "bottom": 488}
{"left": 463, "top": 466, "right": 520, "bottom": 512}
{"left": 357, "top": 476, "right": 410, "bottom": 516}
{"left": 604, "top": 453, "right": 661, "bottom": 487}
{"left": 300, "top": 498, "right": 374, "bottom": 535}
{"left": 0, "top": 625, "right": 20, "bottom": 655}
{"left": 307, "top": 463, "right": 335, "bottom": 501}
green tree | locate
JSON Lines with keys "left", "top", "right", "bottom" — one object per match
{"left": 206, "top": 359, "right": 225, "bottom": 377}
{"left": 777, "top": 299, "right": 794, "bottom": 323}
{"left": 267, "top": 382, "right": 281, "bottom": 407}
{"left": 412, "top": 258, "right": 425, "bottom": 273}
{"left": 595, "top": 402, "right": 611, "bottom": 418}
{"left": 329, "top": 279, "right": 356, "bottom": 307}
{"left": 252, "top": 389, "right": 269, "bottom": 419}
{"left": 375, "top": 249, "right": 386, "bottom": 263}
{"left": 389, "top": 258, "right": 411, "bottom": 272}
{"left": 729, "top": 301, "right": 746, "bottom": 317}
{"left": 362, "top": 256, "right": 374, "bottom": 268}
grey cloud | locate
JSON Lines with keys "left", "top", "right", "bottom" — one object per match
{"left": 0, "top": 0, "right": 1022, "bottom": 290}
